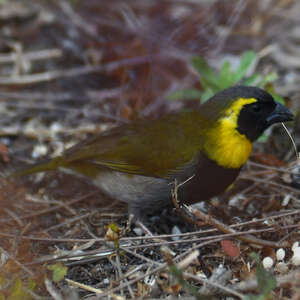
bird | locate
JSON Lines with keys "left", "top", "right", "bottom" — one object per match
{"left": 11, "top": 86, "right": 294, "bottom": 220}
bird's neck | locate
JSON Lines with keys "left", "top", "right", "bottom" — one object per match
{"left": 203, "top": 118, "right": 253, "bottom": 169}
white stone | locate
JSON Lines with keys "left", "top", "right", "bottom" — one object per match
{"left": 291, "top": 247, "right": 300, "bottom": 266}
{"left": 292, "top": 242, "right": 299, "bottom": 252}
{"left": 32, "top": 144, "right": 48, "bottom": 158}
{"left": 171, "top": 226, "right": 181, "bottom": 241}
{"left": 275, "top": 262, "right": 288, "bottom": 274}
{"left": 262, "top": 257, "right": 274, "bottom": 269}
{"left": 276, "top": 248, "right": 285, "bottom": 261}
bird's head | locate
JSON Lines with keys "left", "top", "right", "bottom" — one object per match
{"left": 202, "top": 86, "right": 294, "bottom": 169}
{"left": 208, "top": 86, "right": 294, "bottom": 142}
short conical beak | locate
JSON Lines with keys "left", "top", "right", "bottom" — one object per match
{"left": 266, "top": 102, "right": 294, "bottom": 125}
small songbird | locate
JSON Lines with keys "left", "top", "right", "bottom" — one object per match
{"left": 11, "top": 86, "right": 294, "bottom": 220}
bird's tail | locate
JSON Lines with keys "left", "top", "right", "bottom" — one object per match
{"left": 7, "top": 156, "right": 64, "bottom": 179}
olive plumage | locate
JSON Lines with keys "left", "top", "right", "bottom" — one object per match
{"left": 11, "top": 86, "right": 294, "bottom": 219}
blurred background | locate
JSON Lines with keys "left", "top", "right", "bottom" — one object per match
{"left": 0, "top": 0, "right": 299, "bottom": 160}
{"left": 0, "top": 0, "right": 300, "bottom": 298}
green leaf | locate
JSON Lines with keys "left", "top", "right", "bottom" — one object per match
{"left": 250, "top": 253, "right": 276, "bottom": 296}
{"left": 258, "top": 134, "right": 268, "bottom": 143}
{"left": 48, "top": 262, "right": 68, "bottom": 283}
{"left": 272, "top": 94, "right": 285, "bottom": 105}
{"left": 243, "top": 73, "right": 260, "bottom": 86}
{"left": 219, "top": 60, "right": 234, "bottom": 89}
{"left": 169, "top": 264, "right": 209, "bottom": 299}
{"left": 264, "top": 83, "right": 285, "bottom": 105}
{"left": 170, "top": 50, "right": 283, "bottom": 110}
{"left": 232, "top": 50, "right": 256, "bottom": 83}
{"left": 27, "top": 278, "right": 36, "bottom": 292}
{"left": 190, "top": 56, "right": 219, "bottom": 90}
{"left": 168, "top": 88, "right": 203, "bottom": 101}
{"left": 200, "top": 89, "right": 214, "bottom": 103}
{"left": 256, "top": 262, "right": 276, "bottom": 294}
{"left": 258, "top": 72, "right": 278, "bottom": 87}
{"left": 244, "top": 295, "right": 267, "bottom": 300}
{"left": 8, "top": 277, "right": 33, "bottom": 300}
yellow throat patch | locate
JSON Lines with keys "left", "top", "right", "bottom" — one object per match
{"left": 204, "top": 97, "right": 257, "bottom": 169}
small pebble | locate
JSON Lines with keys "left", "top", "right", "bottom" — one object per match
{"left": 276, "top": 248, "right": 285, "bottom": 261}
{"left": 275, "top": 262, "right": 289, "bottom": 274}
{"left": 133, "top": 227, "right": 143, "bottom": 236}
{"left": 291, "top": 247, "right": 300, "bottom": 266}
{"left": 51, "top": 141, "right": 64, "bottom": 157}
{"left": 32, "top": 144, "right": 48, "bottom": 158}
{"left": 50, "top": 122, "right": 62, "bottom": 132}
{"left": 144, "top": 275, "right": 156, "bottom": 286}
{"left": 171, "top": 225, "right": 181, "bottom": 241}
{"left": 292, "top": 242, "right": 299, "bottom": 252}
{"left": 103, "top": 278, "right": 109, "bottom": 284}
{"left": 262, "top": 257, "right": 274, "bottom": 269}
{"left": 282, "top": 194, "right": 291, "bottom": 206}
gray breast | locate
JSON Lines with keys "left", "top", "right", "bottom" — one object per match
{"left": 93, "top": 171, "right": 172, "bottom": 217}
{"left": 83, "top": 152, "right": 240, "bottom": 219}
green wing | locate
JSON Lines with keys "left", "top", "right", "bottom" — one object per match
{"left": 59, "top": 112, "right": 210, "bottom": 178}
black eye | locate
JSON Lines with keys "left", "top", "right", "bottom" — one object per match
{"left": 251, "top": 104, "right": 261, "bottom": 113}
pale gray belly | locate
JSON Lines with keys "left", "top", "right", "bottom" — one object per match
{"left": 93, "top": 171, "right": 172, "bottom": 217}
{"left": 60, "top": 153, "right": 240, "bottom": 219}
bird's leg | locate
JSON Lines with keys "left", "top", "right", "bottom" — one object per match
{"left": 126, "top": 213, "right": 153, "bottom": 235}
{"left": 127, "top": 205, "right": 155, "bottom": 236}
{"left": 135, "top": 219, "right": 154, "bottom": 236}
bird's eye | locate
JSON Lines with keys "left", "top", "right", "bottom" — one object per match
{"left": 251, "top": 104, "right": 261, "bottom": 113}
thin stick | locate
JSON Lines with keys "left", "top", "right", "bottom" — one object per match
{"left": 2, "top": 210, "right": 300, "bottom": 244}
{"left": 0, "top": 49, "right": 62, "bottom": 64}
{"left": 0, "top": 192, "right": 98, "bottom": 224}
{"left": 172, "top": 178, "right": 287, "bottom": 248}
{"left": 94, "top": 238, "right": 224, "bottom": 299}
{"left": 183, "top": 207, "right": 288, "bottom": 248}
{"left": 281, "top": 122, "right": 299, "bottom": 161}
{"left": 65, "top": 278, "right": 125, "bottom": 300}
{"left": 0, "top": 246, "right": 34, "bottom": 276}
{"left": 183, "top": 272, "right": 244, "bottom": 298}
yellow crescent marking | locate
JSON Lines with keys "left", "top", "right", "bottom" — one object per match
{"left": 204, "top": 98, "right": 257, "bottom": 168}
